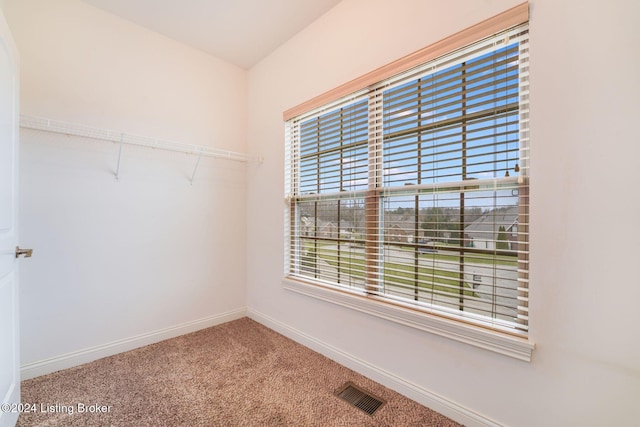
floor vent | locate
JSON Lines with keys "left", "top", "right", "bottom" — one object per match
{"left": 335, "top": 382, "right": 386, "bottom": 416}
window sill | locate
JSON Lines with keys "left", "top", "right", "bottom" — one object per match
{"left": 283, "top": 277, "right": 534, "bottom": 362}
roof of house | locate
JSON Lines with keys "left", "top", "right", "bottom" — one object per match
{"left": 464, "top": 206, "right": 519, "bottom": 240}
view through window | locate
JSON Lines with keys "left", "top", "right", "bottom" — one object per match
{"left": 286, "top": 23, "right": 529, "bottom": 334}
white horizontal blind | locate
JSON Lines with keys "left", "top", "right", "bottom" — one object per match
{"left": 286, "top": 22, "right": 529, "bottom": 333}
{"left": 287, "top": 96, "right": 371, "bottom": 292}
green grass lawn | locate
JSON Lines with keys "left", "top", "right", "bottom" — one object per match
{"left": 421, "top": 251, "right": 518, "bottom": 267}
{"left": 304, "top": 243, "right": 477, "bottom": 298}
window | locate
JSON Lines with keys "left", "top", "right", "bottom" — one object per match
{"left": 285, "top": 6, "right": 532, "bottom": 359}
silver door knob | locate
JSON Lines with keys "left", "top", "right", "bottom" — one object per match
{"left": 15, "top": 247, "right": 33, "bottom": 258}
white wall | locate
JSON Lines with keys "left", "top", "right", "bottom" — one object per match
{"left": 247, "top": 0, "right": 640, "bottom": 426}
{"left": 5, "top": 0, "right": 248, "bottom": 370}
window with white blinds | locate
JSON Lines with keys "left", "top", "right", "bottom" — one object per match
{"left": 285, "top": 19, "right": 529, "bottom": 336}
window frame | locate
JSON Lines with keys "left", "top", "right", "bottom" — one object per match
{"left": 283, "top": 3, "right": 533, "bottom": 361}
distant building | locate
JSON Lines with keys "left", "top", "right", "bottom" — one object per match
{"left": 464, "top": 206, "right": 519, "bottom": 250}
{"left": 300, "top": 217, "right": 355, "bottom": 240}
{"left": 386, "top": 224, "right": 410, "bottom": 243}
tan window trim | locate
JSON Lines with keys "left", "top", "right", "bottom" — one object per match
{"left": 283, "top": 2, "right": 528, "bottom": 121}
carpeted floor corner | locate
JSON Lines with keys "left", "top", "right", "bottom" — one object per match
{"left": 18, "top": 318, "right": 463, "bottom": 426}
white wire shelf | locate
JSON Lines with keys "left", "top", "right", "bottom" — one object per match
{"left": 19, "top": 115, "right": 261, "bottom": 163}
{"left": 19, "top": 115, "right": 262, "bottom": 183}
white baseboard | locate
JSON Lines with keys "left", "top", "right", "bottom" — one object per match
{"left": 21, "top": 308, "right": 247, "bottom": 380}
{"left": 247, "top": 308, "right": 503, "bottom": 427}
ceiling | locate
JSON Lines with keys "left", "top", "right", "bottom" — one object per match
{"left": 83, "top": 0, "right": 343, "bottom": 69}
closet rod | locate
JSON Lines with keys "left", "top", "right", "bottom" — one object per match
{"left": 19, "top": 115, "right": 261, "bottom": 163}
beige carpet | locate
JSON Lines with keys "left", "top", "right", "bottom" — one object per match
{"left": 18, "top": 318, "right": 463, "bottom": 426}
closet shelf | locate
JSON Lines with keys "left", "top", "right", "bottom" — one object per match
{"left": 19, "top": 115, "right": 260, "bottom": 163}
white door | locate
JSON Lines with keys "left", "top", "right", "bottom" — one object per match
{"left": 0, "top": 9, "right": 20, "bottom": 427}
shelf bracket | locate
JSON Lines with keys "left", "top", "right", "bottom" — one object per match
{"left": 190, "top": 148, "right": 203, "bottom": 185}
{"left": 115, "top": 133, "right": 124, "bottom": 180}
